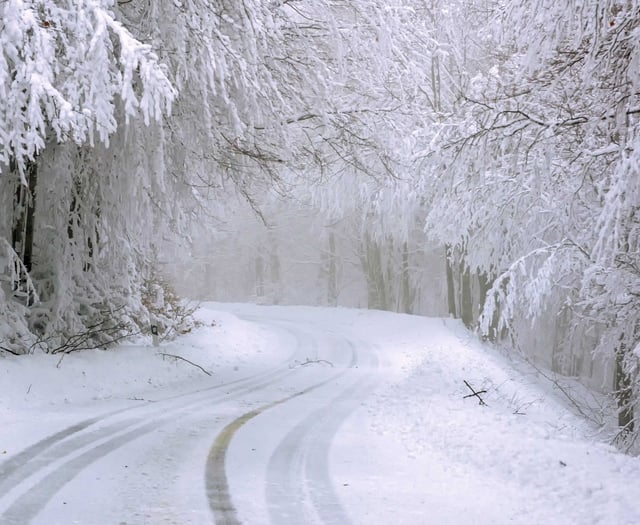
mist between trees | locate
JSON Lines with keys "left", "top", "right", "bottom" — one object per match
{"left": 1, "top": 0, "right": 639, "bottom": 450}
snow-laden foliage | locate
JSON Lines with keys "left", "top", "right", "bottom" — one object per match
{"left": 0, "top": 0, "right": 177, "bottom": 353}
{"left": 1, "top": 0, "right": 445, "bottom": 354}
{"left": 0, "top": 0, "right": 174, "bottom": 174}
{"left": 419, "top": 0, "right": 640, "bottom": 445}
{"left": 160, "top": 0, "right": 640, "bottom": 448}
{"left": 164, "top": 0, "right": 458, "bottom": 317}
{"left": 3, "top": 0, "right": 639, "bottom": 449}
{"left": 113, "top": 0, "right": 428, "bottom": 210}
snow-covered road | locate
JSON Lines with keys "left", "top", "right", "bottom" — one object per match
{"left": 1, "top": 304, "right": 639, "bottom": 524}
{"left": 207, "top": 319, "right": 378, "bottom": 525}
{"left": 0, "top": 308, "right": 382, "bottom": 524}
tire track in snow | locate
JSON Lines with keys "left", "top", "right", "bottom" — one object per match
{"left": 205, "top": 340, "right": 364, "bottom": 525}
{"left": 0, "top": 353, "right": 291, "bottom": 489}
{"left": 0, "top": 318, "right": 304, "bottom": 489}
{"left": 266, "top": 369, "right": 377, "bottom": 525}
{"left": 0, "top": 419, "right": 164, "bottom": 525}
{"left": 265, "top": 342, "right": 378, "bottom": 525}
{"left": 0, "top": 367, "right": 288, "bottom": 492}
{"left": 0, "top": 328, "right": 309, "bottom": 523}
{"left": 0, "top": 416, "right": 106, "bottom": 481}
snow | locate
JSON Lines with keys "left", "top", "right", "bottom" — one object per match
{"left": 0, "top": 309, "right": 287, "bottom": 454}
{"left": 1, "top": 303, "right": 639, "bottom": 524}
{"left": 333, "top": 313, "right": 639, "bottom": 525}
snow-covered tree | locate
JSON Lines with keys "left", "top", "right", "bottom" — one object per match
{"left": 422, "top": 0, "right": 640, "bottom": 443}
{"left": 0, "top": 0, "right": 175, "bottom": 352}
{"left": 1, "top": 0, "right": 447, "bottom": 353}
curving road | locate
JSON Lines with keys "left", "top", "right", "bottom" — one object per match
{"left": 0, "top": 311, "right": 381, "bottom": 525}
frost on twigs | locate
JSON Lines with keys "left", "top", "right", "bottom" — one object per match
{"left": 0, "top": 239, "right": 38, "bottom": 306}
{"left": 0, "top": 0, "right": 175, "bottom": 174}
{"left": 0, "top": 241, "right": 38, "bottom": 355}
{"left": 36, "top": 305, "right": 139, "bottom": 356}
{"left": 141, "top": 277, "right": 199, "bottom": 343}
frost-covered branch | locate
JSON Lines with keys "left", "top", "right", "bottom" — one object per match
{"left": 0, "top": 0, "right": 175, "bottom": 173}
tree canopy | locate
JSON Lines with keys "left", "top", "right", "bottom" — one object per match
{"left": 1, "top": 0, "right": 639, "bottom": 448}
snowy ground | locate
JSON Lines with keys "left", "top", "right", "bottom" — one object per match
{"left": 1, "top": 303, "right": 638, "bottom": 525}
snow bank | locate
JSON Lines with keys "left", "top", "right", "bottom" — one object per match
{"left": 0, "top": 308, "right": 290, "bottom": 453}
{"left": 2, "top": 303, "right": 638, "bottom": 525}
{"left": 332, "top": 310, "right": 640, "bottom": 525}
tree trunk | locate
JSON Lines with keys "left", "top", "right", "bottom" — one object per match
{"left": 400, "top": 241, "right": 415, "bottom": 314}
{"left": 11, "top": 159, "right": 38, "bottom": 306}
{"left": 268, "top": 233, "right": 281, "bottom": 304}
{"left": 327, "top": 231, "right": 338, "bottom": 306}
{"left": 12, "top": 159, "right": 38, "bottom": 273}
{"left": 615, "top": 343, "right": 635, "bottom": 433}
{"left": 460, "top": 262, "right": 473, "bottom": 328}
{"left": 361, "top": 235, "right": 387, "bottom": 310}
{"left": 445, "top": 245, "right": 456, "bottom": 317}
{"left": 255, "top": 252, "right": 265, "bottom": 299}
{"left": 477, "top": 271, "right": 492, "bottom": 316}
{"left": 477, "top": 270, "right": 501, "bottom": 340}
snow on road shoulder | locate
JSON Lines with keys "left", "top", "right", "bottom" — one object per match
{"left": 2, "top": 303, "right": 639, "bottom": 525}
{"left": 0, "top": 307, "right": 289, "bottom": 457}
{"left": 333, "top": 311, "right": 640, "bottom": 525}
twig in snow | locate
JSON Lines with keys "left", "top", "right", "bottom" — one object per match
{"left": 463, "top": 380, "right": 488, "bottom": 406}
{"left": 0, "top": 343, "right": 21, "bottom": 356}
{"left": 159, "top": 353, "right": 212, "bottom": 376}
{"left": 290, "top": 358, "right": 335, "bottom": 368}
{"left": 524, "top": 358, "right": 605, "bottom": 427}
{"left": 301, "top": 358, "right": 334, "bottom": 367}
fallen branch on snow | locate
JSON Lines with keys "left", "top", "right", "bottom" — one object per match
{"left": 290, "top": 358, "right": 334, "bottom": 368}
{"left": 463, "top": 380, "right": 488, "bottom": 406}
{"left": 0, "top": 344, "right": 21, "bottom": 356}
{"left": 159, "top": 352, "right": 212, "bottom": 376}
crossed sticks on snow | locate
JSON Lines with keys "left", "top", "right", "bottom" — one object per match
{"left": 463, "top": 380, "right": 488, "bottom": 406}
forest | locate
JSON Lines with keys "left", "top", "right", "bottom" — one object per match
{"left": 1, "top": 0, "right": 639, "bottom": 449}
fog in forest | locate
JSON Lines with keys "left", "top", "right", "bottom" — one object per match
{"left": 1, "top": 0, "right": 638, "bottom": 447}
{"left": 167, "top": 194, "right": 447, "bottom": 316}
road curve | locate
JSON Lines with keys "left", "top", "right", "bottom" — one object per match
{"left": 0, "top": 321, "right": 307, "bottom": 524}
{"left": 0, "top": 310, "right": 381, "bottom": 525}
{"left": 205, "top": 320, "right": 380, "bottom": 525}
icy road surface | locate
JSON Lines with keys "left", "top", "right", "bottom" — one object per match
{"left": 1, "top": 304, "right": 639, "bottom": 524}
